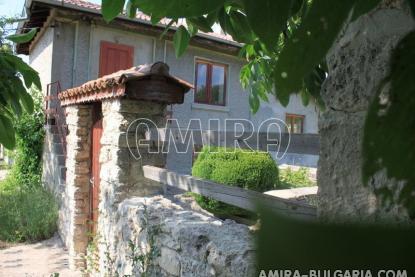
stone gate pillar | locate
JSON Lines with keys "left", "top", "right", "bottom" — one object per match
{"left": 97, "top": 99, "right": 168, "bottom": 270}
{"left": 58, "top": 62, "right": 192, "bottom": 271}
{"left": 65, "top": 104, "right": 93, "bottom": 269}
{"left": 318, "top": 1, "right": 415, "bottom": 221}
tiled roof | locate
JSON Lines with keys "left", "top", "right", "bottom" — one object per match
{"left": 59, "top": 0, "right": 237, "bottom": 44}
{"left": 59, "top": 62, "right": 193, "bottom": 106}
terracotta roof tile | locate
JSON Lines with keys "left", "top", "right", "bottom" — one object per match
{"left": 59, "top": 62, "right": 193, "bottom": 106}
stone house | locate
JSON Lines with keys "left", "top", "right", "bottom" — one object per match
{"left": 16, "top": 0, "right": 320, "bottom": 174}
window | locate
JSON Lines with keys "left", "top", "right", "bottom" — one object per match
{"left": 99, "top": 41, "right": 134, "bottom": 77}
{"left": 286, "top": 114, "right": 304, "bottom": 134}
{"left": 194, "top": 60, "right": 227, "bottom": 106}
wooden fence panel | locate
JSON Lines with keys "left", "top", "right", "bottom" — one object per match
{"left": 143, "top": 165, "right": 317, "bottom": 220}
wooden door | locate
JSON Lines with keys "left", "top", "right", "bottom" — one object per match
{"left": 99, "top": 41, "right": 134, "bottom": 77}
{"left": 90, "top": 118, "right": 103, "bottom": 235}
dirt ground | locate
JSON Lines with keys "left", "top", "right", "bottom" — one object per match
{"left": 0, "top": 234, "right": 81, "bottom": 277}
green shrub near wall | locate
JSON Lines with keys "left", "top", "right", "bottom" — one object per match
{"left": 192, "top": 147, "right": 279, "bottom": 216}
{"left": 0, "top": 89, "right": 58, "bottom": 242}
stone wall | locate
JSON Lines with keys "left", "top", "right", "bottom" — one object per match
{"left": 94, "top": 98, "right": 256, "bottom": 276}
{"left": 318, "top": 0, "right": 415, "bottom": 221}
{"left": 64, "top": 104, "right": 93, "bottom": 269}
{"left": 94, "top": 196, "right": 256, "bottom": 277}
{"left": 98, "top": 98, "right": 167, "bottom": 273}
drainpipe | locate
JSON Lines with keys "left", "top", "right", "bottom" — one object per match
{"left": 152, "top": 38, "right": 156, "bottom": 63}
{"left": 72, "top": 21, "right": 79, "bottom": 87}
{"left": 87, "top": 22, "right": 94, "bottom": 80}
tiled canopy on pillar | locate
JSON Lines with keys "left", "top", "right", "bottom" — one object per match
{"left": 59, "top": 62, "right": 192, "bottom": 270}
{"left": 59, "top": 62, "right": 193, "bottom": 107}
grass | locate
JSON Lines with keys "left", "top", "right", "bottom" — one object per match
{"left": 278, "top": 167, "right": 316, "bottom": 189}
{"left": 0, "top": 176, "right": 58, "bottom": 242}
{"left": 0, "top": 160, "right": 11, "bottom": 170}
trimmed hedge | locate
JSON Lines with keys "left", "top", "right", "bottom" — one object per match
{"left": 192, "top": 147, "right": 279, "bottom": 214}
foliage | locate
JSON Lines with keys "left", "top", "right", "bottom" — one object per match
{"left": 9, "top": 88, "right": 45, "bottom": 188}
{"left": 0, "top": 89, "right": 56, "bottom": 242}
{"left": 101, "top": 0, "right": 415, "bottom": 217}
{"left": 100, "top": 0, "right": 384, "bottom": 112}
{"left": 0, "top": 183, "right": 57, "bottom": 242}
{"left": 193, "top": 146, "right": 279, "bottom": 191}
{"left": 192, "top": 147, "right": 278, "bottom": 216}
{"left": 279, "top": 167, "right": 315, "bottom": 189}
{"left": 257, "top": 205, "right": 415, "bottom": 275}
{"left": 0, "top": 16, "right": 40, "bottom": 149}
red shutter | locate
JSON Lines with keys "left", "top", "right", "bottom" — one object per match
{"left": 99, "top": 41, "right": 134, "bottom": 77}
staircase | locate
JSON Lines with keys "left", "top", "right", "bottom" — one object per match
{"left": 44, "top": 82, "right": 67, "bottom": 188}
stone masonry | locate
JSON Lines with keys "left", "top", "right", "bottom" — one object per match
{"left": 65, "top": 104, "right": 93, "bottom": 269}
{"left": 318, "top": 0, "right": 415, "bottom": 221}
{"left": 103, "top": 196, "right": 256, "bottom": 277}
{"left": 97, "top": 98, "right": 167, "bottom": 273}
{"left": 46, "top": 63, "right": 256, "bottom": 274}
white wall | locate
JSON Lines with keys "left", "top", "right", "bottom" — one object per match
{"left": 29, "top": 26, "right": 54, "bottom": 95}
{"left": 251, "top": 94, "right": 320, "bottom": 134}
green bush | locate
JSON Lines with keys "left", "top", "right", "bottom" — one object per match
{"left": 0, "top": 182, "right": 58, "bottom": 242}
{"left": 0, "top": 88, "right": 57, "bottom": 242}
{"left": 10, "top": 88, "right": 45, "bottom": 189}
{"left": 279, "top": 167, "right": 315, "bottom": 189}
{"left": 192, "top": 147, "right": 279, "bottom": 216}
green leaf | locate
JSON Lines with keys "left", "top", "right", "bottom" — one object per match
{"left": 151, "top": 14, "right": 162, "bottom": 25}
{"left": 243, "top": 0, "right": 293, "bottom": 50}
{"left": 363, "top": 31, "right": 415, "bottom": 218}
{"left": 102, "top": 0, "right": 126, "bottom": 22}
{"left": 407, "top": 0, "right": 415, "bottom": 18}
{"left": 303, "top": 66, "right": 326, "bottom": 109}
{"left": 0, "top": 114, "right": 16, "bottom": 149}
{"left": 6, "top": 28, "right": 37, "bottom": 44}
{"left": 249, "top": 91, "right": 260, "bottom": 114}
{"left": 2, "top": 53, "right": 41, "bottom": 90}
{"left": 228, "top": 10, "right": 255, "bottom": 44}
{"left": 290, "top": 0, "right": 304, "bottom": 16}
{"left": 240, "top": 64, "right": 251, "bottom": 89}
{"left": 126, "top": 0, "right": 137, "bottom": 18}
{"left": 173, "top": 25, "right": 191, "bottom": 58}
{"left": 187, "top": 16, "right": 213, "bottom": 33}
{"left": 300, "top": 89, "right": 310, "bottom": 106}
{"left": 257, "top": 205, "right": 415, "bottom": 274}
{"left": 186, "top": 21, "right": 198, "bottom": 36}
{"left": 11, "top": 77, "right": 34, "bottom": 113}
{"left": 275, "top": 85, "right": 290, "bottom": 107}
{"left": 408, "top": 0, "right": 415, "bottom": 19}
{"left": 159, "top": 19, "right": 175, "bottom": 39}
{"left": 254, "top": 82, "right": 269, "bottom": 103}
{"left": 274, "top": 0, "right": 356, "bottom": 100}
{"left": 351, "top": 0, "right": 382, "bottom": 21}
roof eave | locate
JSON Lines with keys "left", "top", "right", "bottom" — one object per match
{"left": 24, "top": 0, "right": 242, "bottom": 48}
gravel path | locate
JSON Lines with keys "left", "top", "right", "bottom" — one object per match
{"left": 0, "top": 234, "right": 81, "bottom": 277}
